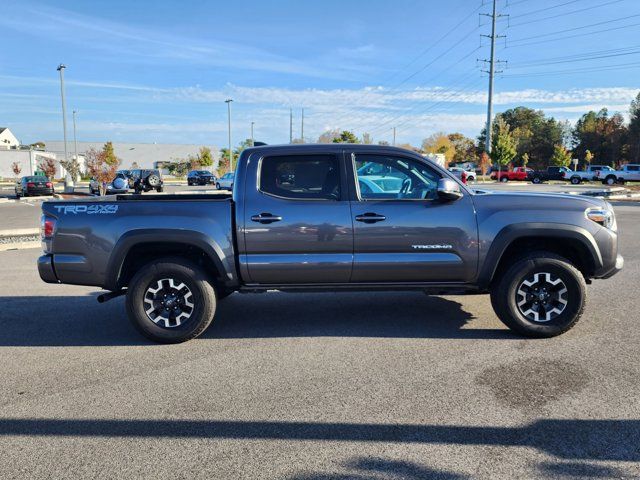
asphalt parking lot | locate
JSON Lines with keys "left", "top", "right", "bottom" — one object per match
{"left": 0, "top": 198, "right": 638, "bottom": 478}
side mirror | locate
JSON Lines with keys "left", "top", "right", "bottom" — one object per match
{"left": 437, "top": 178, "right": 463, "bottom": 202}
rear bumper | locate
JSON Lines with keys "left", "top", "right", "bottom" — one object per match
{"left": 26, "top": 188, "right": 54, "bottom": 196}
{"left": 37, "top": 254, "right": 58, "bottom": 283}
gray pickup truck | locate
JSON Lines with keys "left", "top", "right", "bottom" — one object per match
{"left": 38, "top": 144, "right": 623, "bottom": 343}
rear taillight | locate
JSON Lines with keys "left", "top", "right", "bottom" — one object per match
{"left": 41, "top": 215, "right": 56, "bottom": 239}
{"left": 461, "top": 171, "right": 467, "bottom": 184}
{"left": 27, "top": 182, "right": 36, "bottom": 188}
{"left": 46, "top": 182, "right": 52, "bottom": 187}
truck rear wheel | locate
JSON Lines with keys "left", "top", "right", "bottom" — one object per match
{"left": 490, "top": 252, "right": 586, "bottom": 338}
{"left": 570, "top": 176, "right": 581, "bottom": 185}
{"left": 126, "top": 257, "right": 217, "bottom": 343}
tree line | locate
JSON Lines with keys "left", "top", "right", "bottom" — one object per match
{"left": 317, "top": 91, "right": 640, "bottom": 172}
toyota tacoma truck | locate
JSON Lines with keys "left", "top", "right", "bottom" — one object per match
{"left": 38, "top": 144, "right": 623, "bottom": 343}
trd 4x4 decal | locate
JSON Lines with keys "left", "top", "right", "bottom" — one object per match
{"left": 54, "top": 204, "right": 119, "bottom": 215}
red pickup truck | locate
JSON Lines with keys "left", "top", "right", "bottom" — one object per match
{"left": 490, "top": 167, "right": 533, "bottom": 182}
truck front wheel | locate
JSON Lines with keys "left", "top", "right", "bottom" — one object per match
{"left": 126, "top": 257, "right": 217, "bottom": 343}
{"left": 490, "top": 252, "right": 586, "bottom": 338}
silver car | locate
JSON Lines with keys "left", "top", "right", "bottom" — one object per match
{"left": 216, "top": 172, "right": 234, "bottom": 190}
{"left": 89, "top": 174, "right": 129, "bottom": 195}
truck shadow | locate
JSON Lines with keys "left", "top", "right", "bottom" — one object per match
{"left": 0, "top": 291, "right": 511, "bottom": 347}
{"left": 0, "top": 418, "right": 637, "bottom": 463}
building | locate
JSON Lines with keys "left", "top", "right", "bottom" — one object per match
{"left": 0, "top": 149, "right": 60, "bottom": 179}
{"left": 44, "top": 141, "right": 221, "bottom": 173}
{"left": 0, "top": 128, "right": 20, "bottom": 149}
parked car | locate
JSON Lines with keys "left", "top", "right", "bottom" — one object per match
{"left": 567, "top": 165, "right": 615, "bottom": 184}
{"left": 597, "top": 164, "right": 640, "bottom": 185}
{"left": 89, "top": 174, "right": 129, "bottom": 195}
{"left": 187, "top": 170, "right": 217, "bottom": 186}
{"left": 448, "top": 167, "right": 476, "bottom": 184}
{"left": 15, "top": 175, "right": 54, "bottom": 198}
{"left": 490, "top": 167, "right": 532, "bottom": 182}
{"left": 216, "top": 172, "right": 234, "bottom": 190}
{"left": 528, "top": 166, "right": 572, "bottom": 184}
{"left": 127, "top": 169, "right": 164, "bottom": 193}
{"left": 38, "top": 144, "right": 622, "bottom": 343}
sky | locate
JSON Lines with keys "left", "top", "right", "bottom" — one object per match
{"left": 1, "top": 0, "right": 639, "bottom": 148}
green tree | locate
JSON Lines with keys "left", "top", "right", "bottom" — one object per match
{"left": 550, "top": 144, "right": 572, "bottom": 167}
{"left": 572, "top": 108, "right": 627, "bottom": 167}
{"left": 332, "top": 130, "right": 359, "bottom": 143}
{"left": 627, "top": 92, "right": 640, "bottom": 162}
{"left": 197, "top": 146, "right": 213, "bottom": 167}
{"left": 490, "top": 118, "right": 517, "bottom": 173}
{"left": 479, "top": 107, "right": 564, "bottom": 168}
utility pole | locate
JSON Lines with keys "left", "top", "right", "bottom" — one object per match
{"left": 57, "top": 64, "right": 73, "bottom": 192}
{"left": 480, "top": 0, "right": 507, "bottom": 155}
{"left": 289, "top": 108, "right": 293, "bottom": 143}
{"left": 250, "top": 121, "right": 255, "bottom": 147}
{"left": 72, "top": 110, "right": 78, "bottom": 169}
{"left": 301, "top": 108, "right": 304, "bottom": 143}
{"left": 392, "top": 127, "right": 396, "bottom": 146}
{"left": 225, "top": 99, "right": 233, "bottom": 173}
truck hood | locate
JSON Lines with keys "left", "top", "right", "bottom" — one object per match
{"left": 471, "top": 188, "right": 609, "bottom": 209}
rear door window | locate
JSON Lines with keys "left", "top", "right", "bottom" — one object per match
{"left": 259, "top": 154, "right": 341, "bottom": 200}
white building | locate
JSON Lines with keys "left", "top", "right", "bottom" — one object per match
{"left": 0, "top": 149, "right": 60, "bottom": 179}
{"left": 44, "top": 141, "right": 220, "bottom": 173}
{"left": 0, "top": 128, "right": 20, "bottom": 150}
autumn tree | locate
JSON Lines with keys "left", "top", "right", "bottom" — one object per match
{"left": 572, "top": 108, "right": 627, "bottom": 167}
{"left": 361, "top": 132, "right": 373, "bottom": 145}
{"left": 490, "top": 118, "right": 518, "bottom": 177}
{"left": 84, "top": 143, "right": 121, "bottom": 195}
{"left": 521, "top": 152, "right": 529, "bottom": 169}
{"left": 550, "top": 144, "right": 572, "bottom": 167}
{"left": 332, "top": 130, "right": 359, "bottom": 144}
{"left": 584, "top": 150, "right": 593, "bottom": 170}
{"left": 447, "top": 132, "right": 477, "bottom": 164}
{"left": 11, "top": 162, "right": 21, "bottom": 177}
{"left": 39, "top": 157, "right": 57, "bottom": 180}
{"left": 479, "top": 151, "right": 491, "bottom": 177}
{"left": 422, "top": 132, "right": 453, "bottom": 162}
{"left": 60, "top": 157, "right": 81, "bottom": 182}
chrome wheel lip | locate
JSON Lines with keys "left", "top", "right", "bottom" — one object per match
{"left": 143, "top": 278, "right": 194, "bottom": 328}
{"left": 516, "top": 272, "right": 568, "bottom": 323}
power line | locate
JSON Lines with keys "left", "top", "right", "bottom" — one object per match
{"left": 507, "top": 20, "right": 640, "bottom": 48}
{"left": 501, "top": 59, "right": 640, "bottom": 77}
{"left": 509, "top": 0, "right": 582, "bottom": 19}
{"left": 509, "top": 0, "right": 625, "bottom": 27}
{"left": 509, "top": 46, "right": 640, "bottom": 68}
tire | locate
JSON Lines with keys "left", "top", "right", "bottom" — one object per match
{"left": 216, "top": 183, "right": 221, "bottom": 190}
{"left": 15, "top": 190, "right": 21, "bottom": 199}
{"left": 126, "top": 257, "right": 217, "bottom": 343}
{"left": 604, "top": 175, "right": 617, "bottom": 186}
{"left": 500, "top": 176, "right": 509, "bottom": 183}
{"left": 570, "top": 176, "right": 581, "bottom": 185}
{"left": 490, "top": 252, "right": 586, "bottom": 338}
{"left": 531, "top": 177, "right": 541, "bottom": 184}
{"left": 156, "top": 186, "right": 164, "bottom": 193}
{"left": 146, "top": 174, "right": 161, "bottom": 187}
{"left": 187, "top": 180, "right": 193, "bottom": 186}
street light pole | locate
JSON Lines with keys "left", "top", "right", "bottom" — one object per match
{"left": 57, "top": 64, "right": 72, "bottom": 191}
{"left": 251, "top": 121, "right": 255, "bottom": 147}
{"left": 225, "top": 99, "right": 233, "bottom": 173}
{"left": 72, "top": 110, "right": 78, "bottom": 168}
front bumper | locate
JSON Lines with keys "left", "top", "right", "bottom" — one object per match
{"left": 38, "top": 254, "right": 58, "bottom": 283}
{"left": 598, "top": 254, "right": 624, "bottom": 279}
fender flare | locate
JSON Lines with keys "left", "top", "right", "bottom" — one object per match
{"left": 104, "top": 229, "right": 232, "bottom": 291}
{"left": 477, "top": 223, "right": 602, "bottom": 289}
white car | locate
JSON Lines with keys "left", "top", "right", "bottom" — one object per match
{"left": 448, "top": 167, "right": 476, "bottom": 183}
{"left": 216, "top": 172, "right": 234, "bottom": 190}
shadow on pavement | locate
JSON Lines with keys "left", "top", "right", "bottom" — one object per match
{"left": 0, "top": 291, "right": 512, "bottom": 347}
{"left": 0, "top": 418, "right": 637, "bottom": 462}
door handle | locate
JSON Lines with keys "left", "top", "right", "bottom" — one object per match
{"left": 355, "top": 212, "right": 386, "bottom": 224}
{"left": 251, "top": 213, "right": 283, "bottom": 224}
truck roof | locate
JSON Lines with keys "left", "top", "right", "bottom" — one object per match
{"left": 242, "top": 143, "right": 421, "bottom": 155}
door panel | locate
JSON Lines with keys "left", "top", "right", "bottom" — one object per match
{"left": 242, "top": 153, "right": 353, "bottom": 284}
{"left": 349, "top": 153, "right": 478, "bottom": 283}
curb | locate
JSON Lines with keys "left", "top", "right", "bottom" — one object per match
{"left": 0, "top": 228, "right": 39, "bottom": 238}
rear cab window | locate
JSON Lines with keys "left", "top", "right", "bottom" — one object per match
{"left": 259, "top": 154, "right": 340, "bottom": 200}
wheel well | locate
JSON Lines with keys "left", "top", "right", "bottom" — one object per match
{"left": 117, "top": 242, "right": 222, "bottom": 288}
{"left": 492, "top": 236, "right": 596, "bottom": 284}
